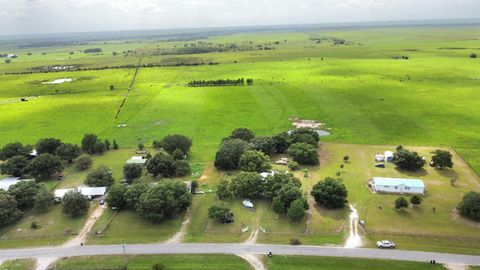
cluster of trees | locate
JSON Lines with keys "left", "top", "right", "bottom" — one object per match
{"left": 394, "top": 195, "right": 423, "bottom": 210}
{"left": 0, "top": 141, "right": 63, "bottom": 180}
{"left": 84, "top": 48, "right": 102, "bottom": 53}
{"left": 81, "top": 134, "right": 117, "bottom": 154}
{"left": 0, "top": 181, "right": 54, "bottom": 227}
{"left": 392, "top": 146, "right": 454, "bottom": 172}
{"left": 148, "top": 134, "right": 193, "bottom": 178}
{"left": 4, "top": 62, "right": 221, "bottom": 76}
{"left": 0, "top": 134, "right": 118, "bottom": 181}
{"left": 214, "top": 127, "right": 320, "bottom": 171}
{"left": 216, "top": 172, "right": 308, "bottom": 222}
{"left": 106, "top": 180, "right": 192, "bottom": 223}
{"left": 187, "top": 78, "right": 253, "bottom": 87}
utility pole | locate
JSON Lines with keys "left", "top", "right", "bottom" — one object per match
{"left": 364, "top": 207, "right": 368, "bottom": 231}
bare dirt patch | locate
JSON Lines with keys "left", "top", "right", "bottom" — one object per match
{"left": 290, "top": 117, "right": 325, "bottom": 129}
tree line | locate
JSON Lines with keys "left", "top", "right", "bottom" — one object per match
{"left": 187, "top": 78, "right": 253, "bottom": 87}
{"left": 3, "top": 62, "right": 220, "bottom": 76}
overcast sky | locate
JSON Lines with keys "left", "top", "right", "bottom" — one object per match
{"left": 1, "top": 0, "right": 479, "bottom": 35}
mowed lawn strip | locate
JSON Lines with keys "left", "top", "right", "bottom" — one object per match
{"left": 265, "top": 255, "right": 446, "bottom": 270}
{"left": 53, "top": 254, "right": 251, "bottom": 270}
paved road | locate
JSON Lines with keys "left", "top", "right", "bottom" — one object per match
{"left": 1, "top": 243, "right": 480, "bottom": 265}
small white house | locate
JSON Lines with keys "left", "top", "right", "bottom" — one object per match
{"left": 126, "top": 156, "right": 147, "bottom": 165}
{"left": 384, "top": 151, "right": 394, "bottom": 162}
{"left": 0, "top": 177, "right": 34, "bottom": 191}
{"left": 372, "top": 177, "right": 425, "bottom": 194}
{"left": 54, "top": 187, "right": 107, "bottom": 201}
{"left": 260, "top": 170, "right": 277, "bottom": 179}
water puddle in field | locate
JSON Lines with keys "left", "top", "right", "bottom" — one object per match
{"left": 344, "top": 204, "right": 362, "bottom": 248}
{"left": 42, "top": 78, "right": 73, "bottom": 84}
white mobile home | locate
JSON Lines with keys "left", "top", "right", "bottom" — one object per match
{"left": 54, "top": 187, "right": 107, "bottom": 200}
{"left": 372, "top": 177, "right": 425, "bottom": 194}
{"left": 126, "top": 156, "right": 147, "bottom": 165}
{"left": 0, "top": 177, "right": 34, "bottom": 191}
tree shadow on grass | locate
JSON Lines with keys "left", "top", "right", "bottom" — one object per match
{"left": 394, "top": 167, "right": 429, "bottom": 177}
{"left": 434, "top": 168, "right": 458, "bottom": 179}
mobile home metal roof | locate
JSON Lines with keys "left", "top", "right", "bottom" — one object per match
{"left": 373, "top": 177, "right": 425, "bottom": 188}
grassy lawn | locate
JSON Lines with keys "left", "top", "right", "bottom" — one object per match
{"left": 53, "top": 255, "right": 251, "bottom": 270}
{"left": 316, "top": 143, "right": 480, "bottom": 254}
{"left": 0, "top": 259, "right": 35, "bottom": 270}
{"left": 265, "top": 256, "right": 446, "bottom": 270}
{"left": 86, "top": 209, "right": 183, "bottom": 245}
{"left": 0, "top": 204, "right": 94, "bottom": 249}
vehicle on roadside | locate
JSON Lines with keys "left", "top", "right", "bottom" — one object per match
{"left": 377, "top": 240, "right": 396, "bottom": 249}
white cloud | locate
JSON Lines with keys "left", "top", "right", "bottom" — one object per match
{"left": 0, "top": 0, "right": 478, "bottom": 35}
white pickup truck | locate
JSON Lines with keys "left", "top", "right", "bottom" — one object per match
{"left": 376, "top": 240, "right": 396, "bottom": 249}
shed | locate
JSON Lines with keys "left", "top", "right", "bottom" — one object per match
{"left": 0, "top": 177, "right": 34, "bottom": 191}
{"left": 384, "top": 151, "right": 394, "bottom": 162}
{"left": 375, "top": 153, "right": 385, "bottom": 162}
{"left": 54, "top": 187, "right": 107, "bottom": 200}
{"left": 372, "top": 177, "right": 425, "bottom": 194}
{"left": 126, "top": 156, "right": 147, "bottom": 165}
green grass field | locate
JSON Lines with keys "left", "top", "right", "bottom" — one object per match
{"left": 52, "top": 255, "right": 251, "bottom": 270}
{"left": 49, "top": 255, "right": 450, "bottom": 270}
{"left": 0, "top": 259, "right": 35, "bottom": 270}
{"left": 265, "top": 256, "right": 446, "bottom": 270}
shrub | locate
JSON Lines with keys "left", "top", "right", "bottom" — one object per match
{"left": 470, "top": 53, "right": 477, "bottom": 59}
{"left": 152, "top": 263, "right": 165, "bottom": 270}
{"left": 290, "top": 238, "right": 302, "bottom": 245}
{"left": 76, "top": 155, "right": 92, "bottom": 170}
{"left": 33, "top": 185, "right": 54, "bottom": 213}
{"left": 287, "top": 161, "right": 299, "bottom": 171}
{"left": 216, "top": 178, "right": 232, "bottom": 200}
{"left": 395, "top": 197, "right": 409, "bottom": 210}
{"left": 208, "top": 204, "right": 234, "bottom": 223}
{"left": 410, "top": 195, "right": 422, "bottom": 206}
{"left": 311, "top": 177, "right": 348, "bottom": 208}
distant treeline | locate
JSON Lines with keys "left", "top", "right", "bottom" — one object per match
{"left": 18, "top": 41, "right": 87, "bottom": 49}
{"left": 84, "top": 48, "right": 102, "bottom": 53}
{"left": 187, "top": 78, "right": 253, "bottom": 87}
{"left": 3, "top": 62, "right": 219, "bottom": 76}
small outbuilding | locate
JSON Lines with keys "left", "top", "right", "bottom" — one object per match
{"left": 375, "top": 153, "right": 385, "bottom": 162}
{"left": 371, "top": 177, "right": 425, "bottom": 194}
{"left": 384, "top": 151, "right": 394, "bottom": 162}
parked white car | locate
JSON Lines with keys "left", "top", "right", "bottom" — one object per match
{"left": 377, "top": 240, "right": 396, "bottom": 249}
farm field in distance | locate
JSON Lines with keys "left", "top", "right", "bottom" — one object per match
{"left": 0, "top": 23, "right": 480, "bottom": 267}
